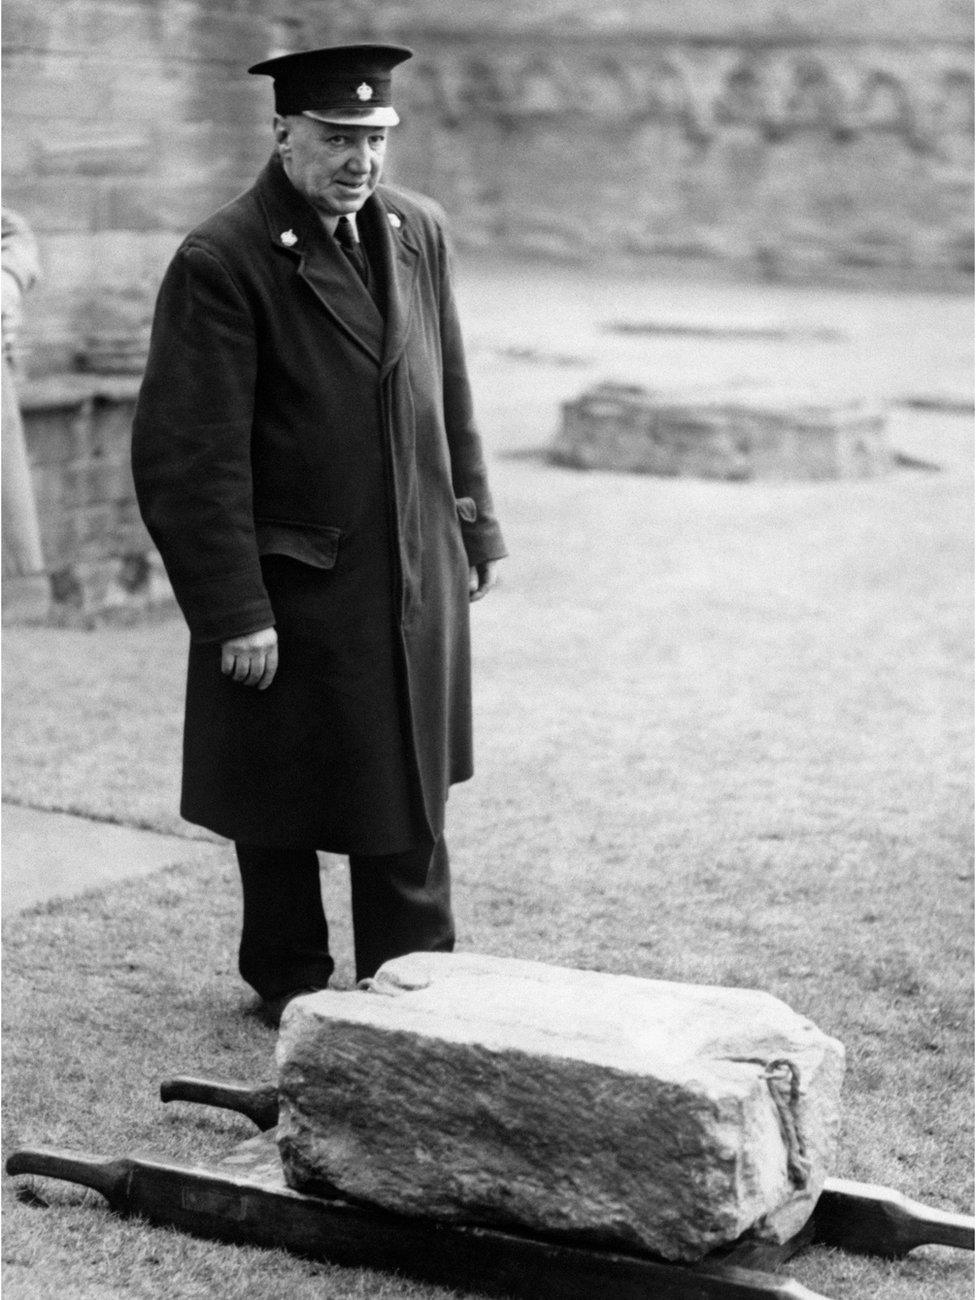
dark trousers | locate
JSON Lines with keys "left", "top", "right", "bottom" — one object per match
{"left": 234, "top": 835, "right": 454, "bottom": 1000}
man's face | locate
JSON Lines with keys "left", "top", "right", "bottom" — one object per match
{"left": 275, "top": 116, "right": 388, "bottom": 218}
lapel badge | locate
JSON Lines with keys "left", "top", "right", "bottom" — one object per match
{"left": 356, "top": 82, "right": 374, "bottom": 101}
{"left": 388, "top": 212, "right": 402, "bottom": 229}
{"left": 280, "top": 229, "right": 298, "bottom": 247}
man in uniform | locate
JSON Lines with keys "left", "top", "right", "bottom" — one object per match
{"left": 132, "top": 45, "right": 506, "bottom": 1023}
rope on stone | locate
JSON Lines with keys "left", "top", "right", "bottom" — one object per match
{"left": 357, "top": 971, "right": 433, "bottom": 996}
{"left": 356, "top": 976, "right": 402, "bottom": 995}
{"left": 762, "top": 1058, "right": 812, "bottom": 1189}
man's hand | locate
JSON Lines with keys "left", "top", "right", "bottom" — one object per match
{"left": 469, "top": 561, "right": 498, "bottom": 603}
{"left": 221, "top": 626, "right": 278, "bottom": 689}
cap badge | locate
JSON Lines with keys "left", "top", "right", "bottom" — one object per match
{"left": 280, "top": 229, "right": 298, "bottom": 247}
{"left": 356, "top": 82, "right": 374, "bottom": 101}
{"left": 388, "top": 213, "right": 402, "bottom": 229}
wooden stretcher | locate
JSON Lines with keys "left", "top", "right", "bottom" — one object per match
{"left": 7, "top": 1075, "right": 973, "bottom": 1300}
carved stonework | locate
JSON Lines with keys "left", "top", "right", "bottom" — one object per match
{"left": 274, "top": 6, "right": 974, "bottom": 275}
{"left": 389, "top": 42, "right": 974, "bottom": 152}
{"left": 295, "top": 11, "right": 973, "bottom": 277}
{"left": 2, "top": 0, "right": 970, "bottom": 385}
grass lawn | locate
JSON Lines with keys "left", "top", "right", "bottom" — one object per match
{"left": 3, "top": 269, "right": 973, "bottom": 1297}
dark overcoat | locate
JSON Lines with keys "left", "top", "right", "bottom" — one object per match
{"left": 132, "top": 156, "right": 506, "bottom": 854}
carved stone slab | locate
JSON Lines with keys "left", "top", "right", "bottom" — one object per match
{"left": 276, "top": 952, "right": 845, "bottom": 1262}
{"left": 552, "top": 382, "right": 890, "bottom": 480}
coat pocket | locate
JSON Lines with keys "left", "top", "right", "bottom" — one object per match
{"left": 255, "top": 519, "right": 341, "bottom": 569}
{"left": 455, "top": 497, "right": 478, "bottom": 524}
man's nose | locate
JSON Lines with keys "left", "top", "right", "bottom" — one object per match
{"left": 347, "top": 141, "right": 371, "bottom": 173}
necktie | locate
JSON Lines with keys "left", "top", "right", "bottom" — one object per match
{"left": 335, "top": 216, "right": 368, "bottom": 284}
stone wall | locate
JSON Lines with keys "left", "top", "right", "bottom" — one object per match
{"left": 3, "top": 0, "right": 972, "bottom": 377}
{"left": 2, "top": 0, "right": 281, "bottom": 614}
{"left": 373, "top": 8, "right": 974, "bottom": 281}
{"left": 2, "top": 0, "right": 276, "bottom": 376}
{"left": 3, "top": 0, "right": 973, "bottom": 376}
{"left": 15, "top": 375, "right": 145, "bottom": 608}
{"left": 1, "top": 0, "right": 971, "bottom": 613}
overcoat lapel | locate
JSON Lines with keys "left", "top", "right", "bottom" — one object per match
{"left": 256, "top": 157, "right": 384, "bottom": 365}
{"left": 367, "top": 190, "right": 420, "bottom": 379}
{"left": 299, "top": 246, "right": 385, "bottom": 363}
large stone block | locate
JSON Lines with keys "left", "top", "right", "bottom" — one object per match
{"left": 552, "top": 382, "right": 890, "bottom": 480}
{"left": 277, "top": 952, "right": 845, "bottom": 1262}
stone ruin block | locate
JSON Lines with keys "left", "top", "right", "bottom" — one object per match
{"left": 276, "top": 951, "right": 845, "bottom": 1262}
{"left": 551, "top": 382, "right": 890, "bottom": 480}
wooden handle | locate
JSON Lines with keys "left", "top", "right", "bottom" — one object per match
{"left": 775, "top": 1283, "right": 832, "bottom": 1300}
{"left": 10, "top": 1139, "right": 835, "bottom": 1299}
{"left": 818, "top": 1177, "right": 975, "bottom": 1256}
{"left": 688, "top": 1264, "right": 831, "bottom": 1299}
{"left": 5, "top": 1148, "right": 130, "bottom": 1205}
{"left": 159, "top": 1077, "right": 279, "bottom": 1131}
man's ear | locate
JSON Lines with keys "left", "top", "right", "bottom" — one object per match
{"left": 273, "top": 115, "right": 291, "bottom": 158}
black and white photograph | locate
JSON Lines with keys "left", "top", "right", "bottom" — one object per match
{"left": 2, "top": 2, "right": 973, "bottom": 1297}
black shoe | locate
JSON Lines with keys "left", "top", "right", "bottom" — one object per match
{"left": 258, "top": 985, "right": 323, "bottom": 1029}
